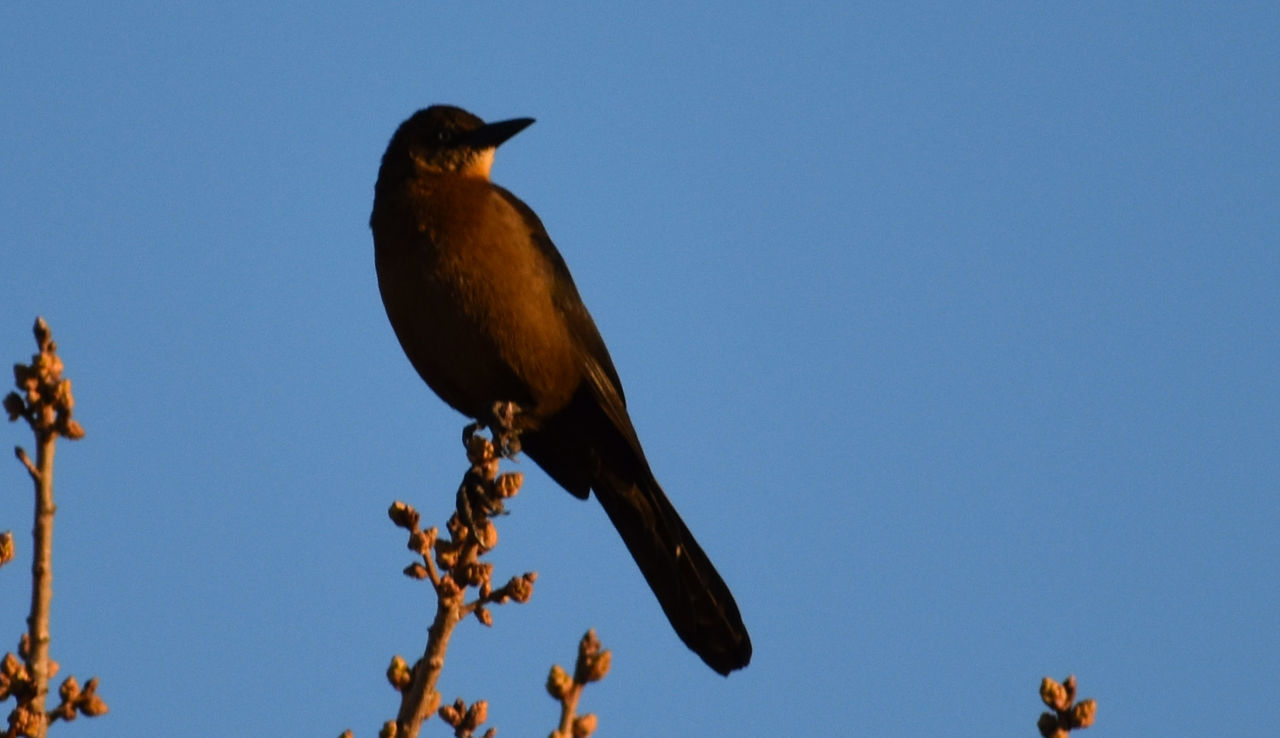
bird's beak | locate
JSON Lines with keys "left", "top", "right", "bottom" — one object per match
{"left": 462, "top": 117, "right": 536, "bottom": 149}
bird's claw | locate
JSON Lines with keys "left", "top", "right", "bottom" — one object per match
{"left": 483, "top": 400, "right": 523, "bottom": 458}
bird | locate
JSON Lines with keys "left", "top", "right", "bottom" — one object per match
{"left": 370, "top": 105, "right": 751, "bottom": 675}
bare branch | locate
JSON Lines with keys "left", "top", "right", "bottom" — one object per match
{"left": 4, "top": 318, "right": 105, "bottom": 736}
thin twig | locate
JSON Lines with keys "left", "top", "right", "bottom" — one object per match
{"left": 547, "top": 630, "right": 609, "bottom": 738}
{"left": 14, "top": 447, "right": 39, "bottom": 484}
{"left": 380, "top": 421, "right": 533, "bottom": 738}
{"left": 24, "top": 431, "right": 57, "bottom": 735}
{"left": 4, "top": 318, "right": 104, "bottom": 736}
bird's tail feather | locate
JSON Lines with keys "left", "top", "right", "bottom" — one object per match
{"left": 592, "top": 469, "right": 752, "bottom": 675}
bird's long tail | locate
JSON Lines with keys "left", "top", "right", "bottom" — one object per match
{"left": 592, "top": 468, "right": 752, "bottom": 675}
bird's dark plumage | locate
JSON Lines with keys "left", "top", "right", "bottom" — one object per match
{"left": 371, "top": 105, "right": 751, "bottom": 675}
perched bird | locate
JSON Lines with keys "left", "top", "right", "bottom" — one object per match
{"left": 370, "top": 105, "right": 751, "bottom": 675}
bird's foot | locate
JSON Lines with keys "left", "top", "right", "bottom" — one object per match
{"left": 483, "top": 400, "right": 523, "bottom": 459}
{"left": 461, "top": 402, "right": 521, "bottom": 458}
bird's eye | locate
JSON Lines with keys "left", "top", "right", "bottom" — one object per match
{"left": 436, "top": 130, "right": 451, "bottom": 143}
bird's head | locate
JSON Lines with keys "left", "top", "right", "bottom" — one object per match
{"left": 385, "top": 105, "right": 535, "bottom": 180}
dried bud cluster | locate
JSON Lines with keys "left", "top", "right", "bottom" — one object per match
{"left": 456, "top": 421, "right": 524, "bottom": 531}
{"left": 6, "top": 318, "right": 84, "bottom": 442}
{"left": 1037, "top": 675, "right": 1097, "bottom": 737}
{"left": 4, "top": 319, "right": 105, "bottom": 736}
{"left": 376, "top": 420, "right": 539, "bottom": 738}
{"left": 572, "top": 630, "right": 611, "bottom": 685}
{"left": 437, "top": 697, "right": 495, "bottom": 737}
{"left": 385, "top": 427, "right": 535, "bottom": 625}
{"left": 49, "top": 675, "right": 108, "bottom": 721}
{"left": 0, "top": 652, "right": 29, "bottom": 701}
{"left": 2, "top": 642, "right": 107, "bottom": 734}
{"left": 547, "top": 630, "right": 611, "bottom": 738}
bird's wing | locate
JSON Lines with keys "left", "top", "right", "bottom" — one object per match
{"left": 493, "top": 186, "right": 627, "bottom": 405}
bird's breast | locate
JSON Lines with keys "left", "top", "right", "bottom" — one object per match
{"left": 373, "top": 177, "right": 583, "bottom": 422}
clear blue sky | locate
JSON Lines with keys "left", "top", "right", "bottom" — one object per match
{"left": 2, "top": 2, "right": 1277, "bottom": 736}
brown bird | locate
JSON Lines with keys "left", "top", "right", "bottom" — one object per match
{"left": 370, "top": 105, "right": 751, "bottom": 675}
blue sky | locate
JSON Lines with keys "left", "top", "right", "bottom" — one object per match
{"left": 2, "top": 2, "right": 1277, "bottom": 736}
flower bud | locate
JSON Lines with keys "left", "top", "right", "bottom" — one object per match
{"left": 1040, "top": 677, "right": 1068, "bottom": 711}
{"left": 464, "top": 700, "right": 488, "bottom": 729}
{"left": 546, "top": 664, "right": 572, "bottom": 700}
{"left": 388, "top": 502, "right": 419, "bottom": 530}
{"left": 583, "top": 650, "right": 611, "bottom": 683}
{"left": 1069, "top": 698, "right": 1096, "bottom": 728}
{"left": 386, "top": 656, "right": 412, "bottom": 690}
